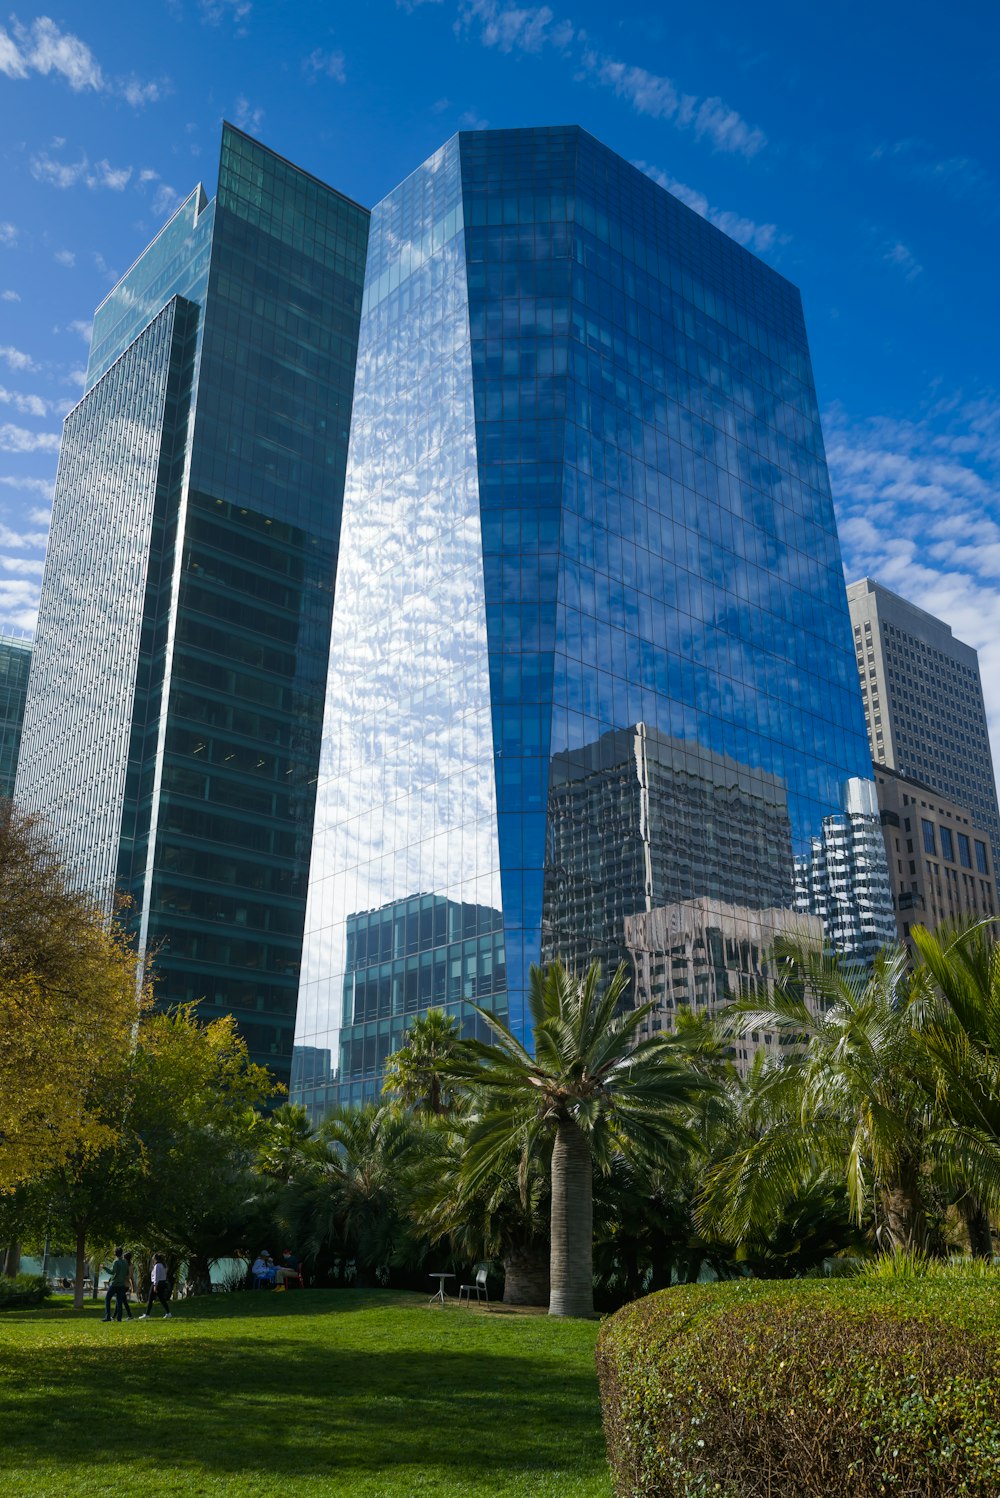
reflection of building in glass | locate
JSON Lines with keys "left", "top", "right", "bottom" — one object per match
{"left": 794, "top": 778, "right": 897, "bottom": 963}
{"left": 294, "top": 126, "right": 891, "bottom": 1114}
{"left": 873, "top": 765, "right": 997, "bottom": 946}
{"left": 14, "top": 125, "right": 368, "bottom": 1089}
{"left": 543, "top": 724, "right": 795, "bottom": 982}
{"left": 625, "top": 897, "right": 824, "bottom": 1073}
{"left": 0, "top": 635, "right": 31, "bottom": 800}
{"left": 297, "top": 893, "right": 505, "bottom": 1111}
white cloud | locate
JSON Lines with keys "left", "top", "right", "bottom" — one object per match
{"left": 0, "top": 423, "right": 60, "bottom": 452}
{"left": 455, "top": 3, "right": 766, "bottom": 158}
{"left": 201, "top": 0, "right": 252, "bottom": 29}
{"left": 0, "top": 386, "right": 51, "bottom": 418}
{"left": 0, "top": 555, "right": 44, "bottom": 576}
{"left": 0, "top": 223, "right": 17, "bottom": 247}
{"left": 67, "top": 319, "right": 93, "bottom": 345}
{"left": 233, "top": 96, "right": 264, "bottom": 133}
{"left": 828, "top": 395, "right": 1000, "bottom": 773}
{"left": 459, "top": 108, "right": 490, "bottom": 130}
{"left": 0, "top": 576, "right": 40, "bottom": 631}
{"left": 0, "top": 475, "right": 54, "bottom": 499}
{"left": 458, "top": 1, "right": 574, "bottom": 54}
{"left": 0, "top": 346, "right": 37, "bottom": 373}
{"left": 66, "top": 367, "right": 87, "bottom": 388}
{"left": 31, "top": 152, "right": 133, "bottom": 191}
{"left": 883, "top": 240, "right": 923, "bottom": 281}
{"left": 635, "top": 161, "right": 779, "bottom": 253}
{"left": 0, "top": 17, "right": 162, "bottom": 102}
{"left": 303, "top": 48, "right": 346, "bottom": 82}
{"left": 1, "top": 290, "right": 19, "bottom": 301}
{"left": 53, "top": 248, "right": 75, "bottom": 267}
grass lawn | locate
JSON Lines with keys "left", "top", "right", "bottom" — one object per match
{"left": 0, "top": 1290, "right": 611, "bottom": 1498}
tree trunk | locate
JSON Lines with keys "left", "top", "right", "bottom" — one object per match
{"left": 187, "top": 1253, "right": 213, "bottom": 1297}
{"left": 880, "top": 1159, "right": 930, "bottom": 1254}
{"left": 548, "top": 1117, "right": 594, "bottom": 1318}
{"left": 958, "top": 1194, "right": 993, "bottom": 1260}
{"left": 2, "top": 1242, "right": 20, "bottom": 1277}
{"left": 503, "top": 1244, "right": 549, "bottom": 1306}
{"left": 73, "top": 1229, "right": 87, "bottom": 1311}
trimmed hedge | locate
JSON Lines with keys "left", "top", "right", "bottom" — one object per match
{"left": 596, "top": 1275, "right": 1000, "bottom": 1496}
{"left": 0, "top": 1273, "right": 50, "bottom": 1311}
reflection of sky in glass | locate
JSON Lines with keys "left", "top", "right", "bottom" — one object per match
{"left": 295, "top": 139, "right": 505, "bottom": 1110}
{"left": 294, "top": 126, "right": 893, "bottom": 1113}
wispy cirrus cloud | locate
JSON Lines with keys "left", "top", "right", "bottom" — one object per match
{"left": 635, "top": 161, "right": 780, "bottom": 254}
{"left": 1, "top": 290, "right": 19, "bottom": 302}
{"left": 883, "top": 240, "right": 922, "bottom": 281}
{"left": 829, "top": 393, "right": 1000, "bottom": 768}
{"left": 233, "top": 95, "right": 264, "bottom": 133}
{"left": 0, "top": 223, "right": 17, "bottom": 248}
{"left": 200, "top": 0, "right": 252, "bottom": 33}
{"left": 53, "top": 248, "right": 75, "bottom": 267}
{"left": 870, "top": 138, "right": 998, "bottom": 220}
{"left": 0, "top": 422, "right": 60, "bottom": 452}
{"left": 303, "top": 48, "right": 346, "bottom": 82}
{"left": 454, "top": 1, "right": 767, "bottom": 157}
{"left": 31, "top": 151, "right": 133, "bottom": 191}
{"left": 0, "top": 16, "right": 164, "bottom": 104}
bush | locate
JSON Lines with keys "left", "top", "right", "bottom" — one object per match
{"left": 0, "top": 1273, "right": 50, "bottom": 1310}
{"left": 595, "top": 1271, "right": 1000, "bottom": 1496}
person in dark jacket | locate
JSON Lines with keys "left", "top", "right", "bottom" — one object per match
{"left": 101, "top": 1248, "right": 129, "bottom": 1322}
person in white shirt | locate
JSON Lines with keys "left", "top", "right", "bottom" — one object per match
{"left": 140, "top": 1255, "right": 172, "bottom": 1319}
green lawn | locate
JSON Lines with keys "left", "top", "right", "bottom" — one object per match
{"left": 0, "top": 1290, "right": 611, "bottom": 1498}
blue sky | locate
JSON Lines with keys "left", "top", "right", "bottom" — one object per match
{"left": 1, "top": 0, "right": 998, "bottom": 766}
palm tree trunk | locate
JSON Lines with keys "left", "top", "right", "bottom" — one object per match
{"left": 502, "top": 1245, "right": 549, "bottom": 1306}
{"left": 2, "top": 1241, "right": 20, "bottom": 1277}
{"left": 549, "top": 1117, "right": 593, "bottom": 1318}
{"left": 880, "top": 1159, "right": 930, "bottom": 1254}
{"left": 957, "top": 1194, "right": 993, "bottom": 1259}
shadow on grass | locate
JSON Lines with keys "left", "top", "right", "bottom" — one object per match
{"left": 0, "top": 1302, "right": 607, "bottom": 1488}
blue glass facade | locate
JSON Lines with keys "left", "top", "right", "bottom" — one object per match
{"left": 294, "top": 126, "right": 893, "bottom": 1114}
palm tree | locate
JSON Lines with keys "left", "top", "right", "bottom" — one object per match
{"left": 700, "top": 942, "right": 952, "bottom": 1253}
{"left": 450, "top": 960, "right": 717, "bottom": 1318}
{"left": 257, "top": 1102, "right": 323, "bottom": 1181}
{"left": 285, "top": 1104, "right": 427, "bottom": 1285}
{"left": 382, "top": 1009, "right": 469, "bottom": 1116}
{"left": 911, "top": 921, "right": 1000, "bottom": 1257}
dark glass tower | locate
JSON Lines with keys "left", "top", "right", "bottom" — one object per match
{"left": 294, "top": 126, "right": 893, "bottom": 1113}
{"left": 0, "top": 634, "right": 31, "bottom": 799}
{"left": 15, "top": 125, "right": 368, "bottom": 1087}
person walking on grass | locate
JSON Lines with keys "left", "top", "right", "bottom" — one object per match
{"left": 140, "top": 1255, "right": 172, "bottom": 1319}
{"left": 101, "top": 1248, "right": 129, "bottom": 1322}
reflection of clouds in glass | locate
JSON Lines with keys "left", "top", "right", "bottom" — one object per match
{"left": 296, "top": 139, "right": 502, "bottom": 1083}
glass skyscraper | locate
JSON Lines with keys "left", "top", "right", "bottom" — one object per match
{"left": 16, "top": 125, "right": 368, "bottom": 1087}
{"left": 0, "top": 634, "right": 31, "bottom": 799}
{"left": 294, "top": 125, "right": 892, "bottom": 1113}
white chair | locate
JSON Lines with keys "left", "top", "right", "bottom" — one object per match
{"left": 458, "top": 1266, "right": 490, "bottom": 1308}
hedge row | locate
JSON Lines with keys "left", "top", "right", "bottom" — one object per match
{"left": 595, "top": 1275, "right": 1000, "bottom": 1496}
{"left": 0, "top": 1274, "right": 50, "bottom": 1311}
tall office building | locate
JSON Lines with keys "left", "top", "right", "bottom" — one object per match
{"left": 294, "top": 126, "right": 890, "bottom": 1112}
{"left": 15, "top": 125, "right": 368, "bottom": 1086}
{"left": 846, "top": 578, "right": 1000, "bottom": 870}
{"left": 0, "top": 634, "right": 31, "bottom": 799}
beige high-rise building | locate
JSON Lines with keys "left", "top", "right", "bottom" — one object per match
{"left": 846, "top": 578, "right": 1000, "bottom": 875}
{"left": 874, "top": 765, "right": 996, "bottom": 945}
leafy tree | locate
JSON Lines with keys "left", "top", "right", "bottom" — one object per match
{"left": 257, "top": 1103, "right": 324, "bottom": 1182}
{"left": 0, "top": 803, "right": 149, "bottom": 1193}
{"left": 450, "top": 960, "right": 717, "bottom": 1318}
{"left": 381, "top": 1008, "right": 471, "bottom": 1116}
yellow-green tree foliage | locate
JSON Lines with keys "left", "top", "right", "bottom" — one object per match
{"left": 0, "top": 802, "right": 150, "bottom": 1192}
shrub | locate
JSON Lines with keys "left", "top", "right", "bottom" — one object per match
{"left": 595, "top": 1271, "right": 1000, "bottom": 1496}
{"left": 0, "top": 1273, "right": 51, "bottom": 1310}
